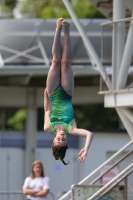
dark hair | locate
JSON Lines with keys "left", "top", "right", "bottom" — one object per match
{"left": 52, "top": 143, "right": 70, "bottom": 165}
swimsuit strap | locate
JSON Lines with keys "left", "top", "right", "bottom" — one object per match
{"left": 49, "top": 120, "right": 56, "bottom": 135}
{"left": 49, "top": 119, "right": 74, "bottom": 135}
{"left": 66, "top": 119, "right": 74, "bottom": 135}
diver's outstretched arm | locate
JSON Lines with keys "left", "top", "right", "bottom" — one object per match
{"left": 69, "top": 127, "right": 93, "bottom": 162}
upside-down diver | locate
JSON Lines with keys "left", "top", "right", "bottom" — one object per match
{"left": 44, "top": 18, "right": 93, "bottom": 165}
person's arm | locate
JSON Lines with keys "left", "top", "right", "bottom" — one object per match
{"left": 23, "top": 187, "right": 40, "bottom": 195}
{"left": 69, "top": 127, "right": 93, "bottom": 162}
{"left": 34, "top": 177, "right": 50, "bottom": 197}
{"left": 44, "top": 88, "right": 50, "bottom": 112}
{"left": 22, "top": 177, "right": 40, "bottom": 195}
{"left": 34, "top": 189, "right": 49, "bottom": 197}
{"left": 44, "top": 88, "right": 50, "bottom": 131}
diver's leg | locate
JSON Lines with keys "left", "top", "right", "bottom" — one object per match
{"left": 46, "top": 18, "right": 64, "bottom": 96}
{"left": 61, "top": 20, "right": 74, "bottom": 96}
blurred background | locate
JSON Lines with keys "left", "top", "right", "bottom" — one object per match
{"left": 0, "top": 0, "right": 133, "bottom": 200}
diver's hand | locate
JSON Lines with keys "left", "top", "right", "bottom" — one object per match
{"left": 78, "top": 148, "right": 88, "bottom": 162}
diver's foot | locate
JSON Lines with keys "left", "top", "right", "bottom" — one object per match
{"left": 56, "top": 18, "right": 64, "bottom": 31}
{"left": 62, "top": 20, "right": 70, "bottom": 33}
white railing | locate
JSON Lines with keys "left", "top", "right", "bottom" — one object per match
{"left": 59, "top": 140, "right": 133, "bottom": 200}
{"left": 87, "top": 163, "right": 133, "bottom": 200}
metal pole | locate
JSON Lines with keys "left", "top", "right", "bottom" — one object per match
{"left": 62, "top": 0, "right": 111, "bottom": 90}
{"left": 112, "top": 0, "right": 125, "bottom": 89}
{"left": 124, "top": 177, "right": 128, "bottom": 200}
{"left": 112, "top": 23, "right": 117, "bottom": 90}
{"left": 25, "top": 88, "right": 37, "bottom": 176}
{"left": 101, "top": 17, "right": 133, "bottom": 26}
{"left": 117, "top": 12, "right": 133, "bottom": 89}
{"left": 37, "top": 38, "right": 50, "bottom": 65}
{"left": 120, "top": 108, "right": 133, "bottom": 123}
{"left": 116, "top": 108, "right": 133, "bottom": 140}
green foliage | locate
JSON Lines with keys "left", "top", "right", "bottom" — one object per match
{"left": 0, "top": 0, "right": 18, "bottom": 18}
{"left": 38, "top": 108, "right": 44, "bottom": 130}
{"left": 7, "top": 109, "right": 26, "bottom": 130}
{"left": 19, "top": 0, "right": 46, "bottom": 18}
{"left": 74, "top": 104, "right": 119, "bottom": 131}
{"left": 72, "top": 0, "right": 104, "bottom": 18}
{"left": 4, "top": 0, "right": 17, "bottom": 10}
{"left": 20, "top": 0, "right": 104, "bottom": 18}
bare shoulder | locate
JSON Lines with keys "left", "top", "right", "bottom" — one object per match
{"left": 71, "top": 119, "right": 77, "bottom": 128}
{"left": 68, "top": 119, "right": 77, "bottom": 135}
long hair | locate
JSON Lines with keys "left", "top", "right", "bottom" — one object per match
{"left": 52, "top": 143, "right": 69, "bottom": 165}
{"left": 30, "top": 160, "right": 45, "bottom": 178}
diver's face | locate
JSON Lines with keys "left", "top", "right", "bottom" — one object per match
{"left": 53, "top": 131, "right": 67, "bottom": 146}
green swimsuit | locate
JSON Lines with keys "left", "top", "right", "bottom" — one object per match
{"left": 49, "top": 86, "right": 75, "bottom": 135}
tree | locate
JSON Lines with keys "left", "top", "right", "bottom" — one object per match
{"left": 74, "top": 104, "right": 119, "bottom": 131}
{"left": 0, "top": 0, "right": 18, "bottom": 18}
{"left": 7, "top": 109, "right": 26, "bottom": 130}
{"left": 20, "top": 0, "right": 104, "bottom": 18}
